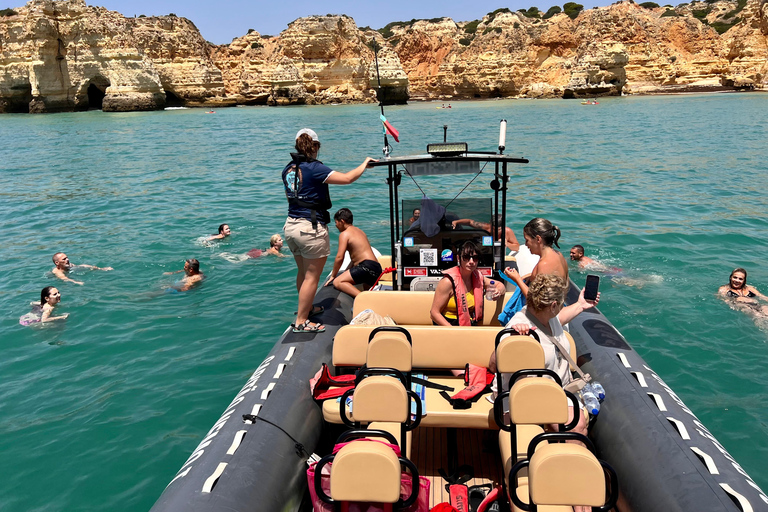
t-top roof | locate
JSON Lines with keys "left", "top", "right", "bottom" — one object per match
{"left": 369, "top": 152, "right": 529, "bottom": 176}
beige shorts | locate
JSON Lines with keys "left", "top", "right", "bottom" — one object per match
{"left": 283, "top": 217, "right": 330, "bottom": 259}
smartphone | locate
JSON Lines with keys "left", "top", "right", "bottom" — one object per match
{"left": 584, "top": 274, "right": 600, "bottom": 301}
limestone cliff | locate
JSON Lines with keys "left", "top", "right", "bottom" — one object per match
{"left": 1, "top": 0, "right": 767, "bottom": 113}
{"left": 0, "top": 0, "right": 227, "bottom": 113}
{"left": 210, "top": 16, "right": 408, "bottom": 106}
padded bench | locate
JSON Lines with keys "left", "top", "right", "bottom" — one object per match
{"left": 325, "top": 325, "right": 504, "bottom": 430}
{"left": 353, "top": 290, "right": 514, "bottom": 326}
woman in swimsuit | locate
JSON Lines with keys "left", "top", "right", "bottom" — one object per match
{"left": 719, "top": 268, "right": 768, "bottom": 315}
{"left": 20, "top": 287, "right": 69, "bottom": 325}
{"left": 503, "top": 217, "right": 568, "bottom": 297}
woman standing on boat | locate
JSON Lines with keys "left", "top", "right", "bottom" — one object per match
{"left": 430, "top": 241, "right": 505, "bottom": 326}
{"left": 719, "top": 268, "right": 768, "bottom": 316}
{"left": 282, "top": 128, "right": 376, "bottom": 333}
{"left": 503, "top": 217, "right": 568, "bottom": 297}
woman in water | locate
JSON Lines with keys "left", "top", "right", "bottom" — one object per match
{"left": 19, "top": 286, "right": 69, "bottom": 325}
{"left": 282, "top": 128, "right": 376, "bottom": 333}
{"left": 503, "top": 217, "right": 568, "bottom": 297}
{"left": 430, "top": 241, "right": 505, "bottom": 326}
{"left": 719, "top": 268, "right": 768, "bottom": 316}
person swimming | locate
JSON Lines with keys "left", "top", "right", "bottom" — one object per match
{"left": 51, "top": 252, "right": 113, "bottom": 285}
{"left": 19, "top": 286, "right": 69, "bottom": 325}
{"left": 163, "top": 259, "right": 204, "bottom": 291}
{"left": 208, "top": 224, "right": 231, "bottom": 241}
{"left": 719, "top": 268, "right": 768, "bottom": 316}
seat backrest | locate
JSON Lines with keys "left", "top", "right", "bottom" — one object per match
{"left": 508, "top": 378, "right": 569, "bottom": 425}
{"left": 330, "top": 441, "right": 402, "bottom": 503}
{"left": 333, "top": 325, "right": 500, "bottom": 369}
{"left": 367, "top": 331, "right": 412, "bottom": 372}
{"left": 528, "top": 443, "right": 607, "bottom": 507}
{"left": 377, "top": 255, "right": 393, "bottom": 283}
{"left": 353, "top": 290, "right": 513, "bottom": 326}
{"left": 352, "top": 376, "right": 410, "bottom": 424}
{"left": 496, "top": 336, "right": 545, "bottom": 374}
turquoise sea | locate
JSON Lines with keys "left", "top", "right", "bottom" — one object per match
{"left": 1, "top": 94, "right": 767, "bottom": 511}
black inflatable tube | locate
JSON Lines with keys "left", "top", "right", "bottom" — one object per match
{"left": 149, "top": 285, "right": 352, "bottom": 512}
{"left": 564, "top": 281, "right": 768, "bottom": 512}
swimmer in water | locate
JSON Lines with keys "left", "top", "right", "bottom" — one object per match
{"left": 208, "top": 224, "right": 231, "bottom": 241}
{"left": 569, "top": 245, "right": 604, "bottom": 269}
{"left": 20, "top": 286, "right": 69, "bottom": 325}
{"left": 51, "top": 252, "right": 113, "bottom": 285}
{"left": 164, "top": 259, "right": 204, "bottom": 291}
{"left": 719, "top": 268, "right": 768, "bottom": 317}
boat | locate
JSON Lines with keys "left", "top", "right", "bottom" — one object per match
{"left": 149, "top": 124, "right": 768, "bottom": 512}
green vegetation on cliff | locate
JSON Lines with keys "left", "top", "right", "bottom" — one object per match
{"left": 0, "top": 7, "right": 17, "bottom": 15}
{"left": 542, "top": 5, "right": 562, "bottom": 18}
{"left": 563, "top": 2, "right": 584, "bottom": 19}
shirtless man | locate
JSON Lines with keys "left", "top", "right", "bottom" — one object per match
{"left": 327, "top": 208, "right": 382, "bottom": 298}
{"left": 452, "top": 214, "right": 520, "bottom": 252}
{"left": 208, "top": 224, "right": 231, "bottom": 240}
{"left": 164, "top": 259, "right": 204, "bottom": 291}
{"left": 408, "top": 208, "right": 421, "bottom": 226}
{"left": 569, "top": 244, "right": 608, "bottom": 271}
{"left": 51, "top": 252, "right": 113, "bottom": 285}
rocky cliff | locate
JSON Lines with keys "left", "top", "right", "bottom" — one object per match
{"left": 0, "top": 0, "right": 227, "bottom": 112}
{"left": 209, "top": 16, "right": 408, "bottom": 106}
{"left": 1, "top": 0, "right": 766, "bottom": 113}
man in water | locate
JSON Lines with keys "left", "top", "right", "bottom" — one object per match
{"left": 570, "top": 245, "right": 598, "bottom": 269}
{"left": 451, "top": 214, "right": 520, "bottom": 252}
{"left": 208, "top": 224, "right": 231, "bottom": 240}
{"left": 164, "top": 259, "right": 204, "bottom": 291}
{"left": 327, "top": 208, "right": 382, "bottom": 298}
{"left": 51, "top": 252, "right": 113, "bottom": 285}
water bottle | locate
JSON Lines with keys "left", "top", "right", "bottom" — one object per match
{"left": 589, "top": 381, "right": 606, "bottom": 401}
{"left": 486, "top": 281, "right": 496, "bottom": 301}
{"left": 579, "top": 388, "right": 600, "bottom": 416}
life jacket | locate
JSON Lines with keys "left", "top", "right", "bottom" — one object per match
{"left": 282, "top": 153, "right": 332, "bottom": 229}
{"left": 443, "top": 267, "right": 484, "bottom": 326}
{"left": 440, "top": 364, "right": 495, "bottom": 409}
{"left": 309, "top": 363, "right": 356, "bottom": 401}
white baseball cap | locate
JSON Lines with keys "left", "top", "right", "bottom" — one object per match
{"left": 295, "top": 128, "right": 319, "bottom": 142}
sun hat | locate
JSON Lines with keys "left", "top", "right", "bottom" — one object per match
{"left": 295, "top": 128, "right": 319, "bottom": 142}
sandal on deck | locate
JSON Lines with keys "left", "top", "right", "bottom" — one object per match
{"left": 292, "top": 320, "right": 325, "bottom": 333}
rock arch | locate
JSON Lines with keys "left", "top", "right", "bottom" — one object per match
{"left": 75, "top": 75, "right": 111, "bottom": 111}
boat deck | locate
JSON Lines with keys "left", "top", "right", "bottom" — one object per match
{"left": 411, "top": 427, "right": 502, "bottom": 506}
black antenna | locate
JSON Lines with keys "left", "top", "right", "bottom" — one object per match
{"left": 372, "top": 39, "right": 391, "bottom": 158}
{"left": 443, "top": 125, "right": 448, "bottom": 143}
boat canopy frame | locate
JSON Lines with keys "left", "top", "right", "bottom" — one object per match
{"left": 369, "top": 152, "right": 528, "bottom": 290}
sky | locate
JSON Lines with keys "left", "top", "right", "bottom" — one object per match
{"left": 92, "top": 0, "right": 608, "bottom": 45}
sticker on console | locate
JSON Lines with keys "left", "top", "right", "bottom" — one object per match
{"left": 478, "top": 267, "right": 492, "bottom": 277}
{"left": 404, "top": 237, "right": 414, "bottom": 247}
{"left": 441, "top": 249, "right": 453, "bottom": 262}
{"left": 420, "top": 248, "right": 438, "bottom": 266}
{"left": 482, "top": 236, "right": 493, "bottom": 247}
{"left": 405, "top": 267, "right": 427, "bottom": 277}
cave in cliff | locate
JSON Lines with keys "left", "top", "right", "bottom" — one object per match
{"left": 87, "top": 84, "right": 106, "bottom": 110}
{"left": 165, "top": 90, "right": 184, "bottom": 107}
{"left": 2, "top": 84, "right": 33, "bottom": 113}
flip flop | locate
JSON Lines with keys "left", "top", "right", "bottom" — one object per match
{"left": 293, "top": 305, "right": 324, "bottom": 316}
{"left": 292, "top": 320, "right": 325, "bottom": 333}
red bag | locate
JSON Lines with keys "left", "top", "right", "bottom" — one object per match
{"left": 307, "top": 439, "right": 431, "bottom": 512}
{"left": 310, "top": 363, "right": 356, "bottom": 401}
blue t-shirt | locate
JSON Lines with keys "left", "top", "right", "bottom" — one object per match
{"left": 282, "top": 158, "right": 334, "bottom": 225}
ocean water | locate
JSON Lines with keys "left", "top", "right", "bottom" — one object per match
{"left": 1, "top": 94, "right": 767, "bottom": 511}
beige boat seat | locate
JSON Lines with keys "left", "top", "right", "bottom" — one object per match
{"left": 377, "top": 255, "right": 393, "bottom": 284}
{"left": 325, "top": 371, "right": 420, "bottom": 458}
{"left": 367, "top": 327, "right": 412, "bottom": 372}
{"left": 353, "top": 290, "right": 514, "bottom": 326}
{"left": 498, "top": 378, "right": 571, "bottom": 485}
{"left": 509, "top": 440, "right": 619, "bottom": 512}
{"left": 312, "top": 434, "right": 421, "bottom": 509}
